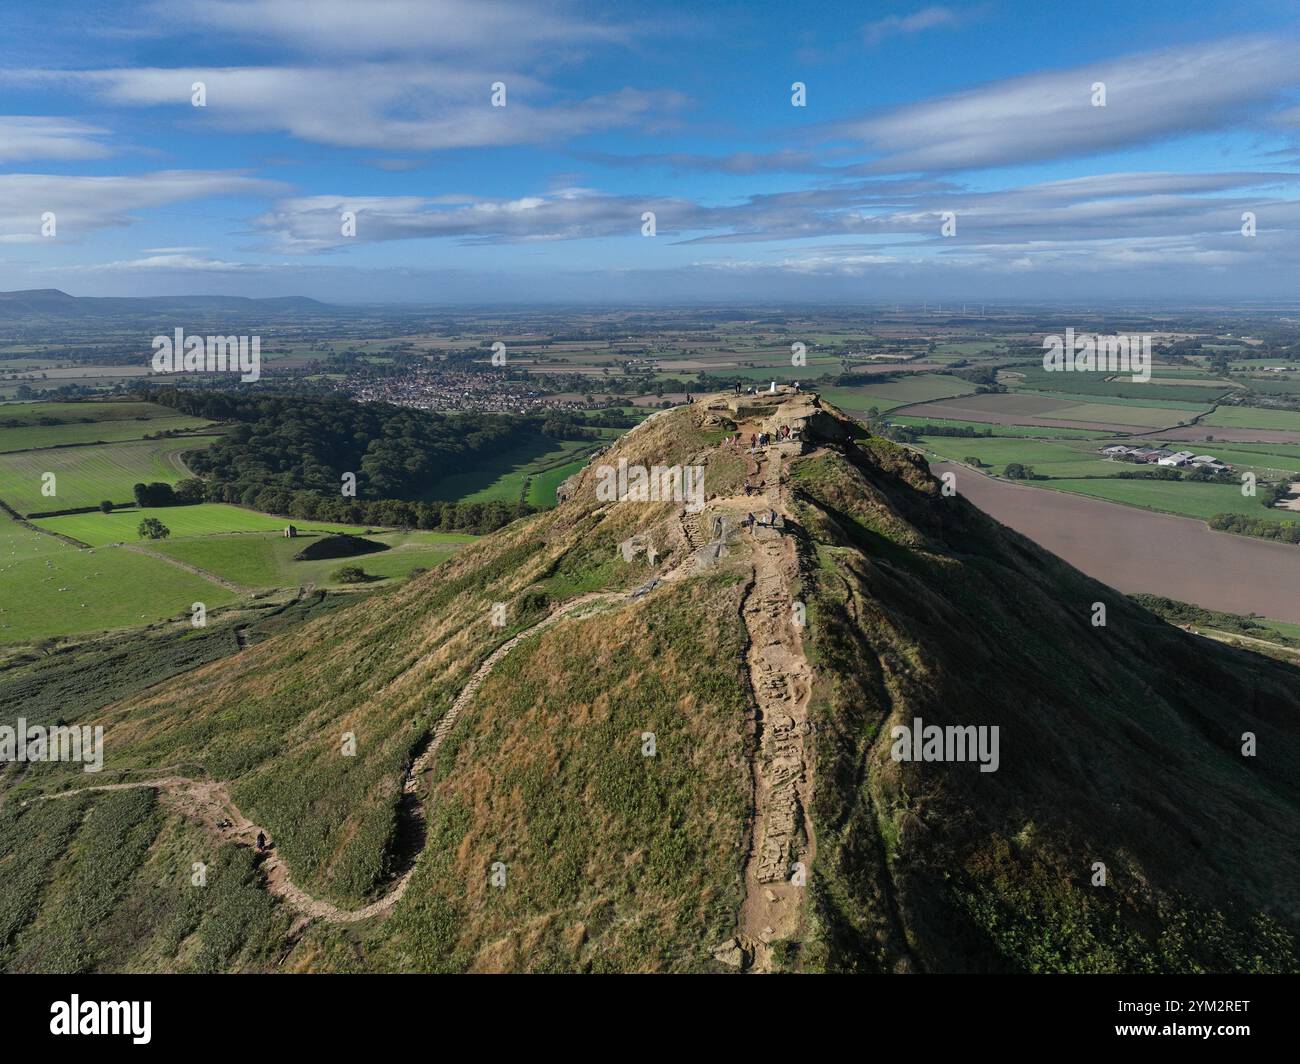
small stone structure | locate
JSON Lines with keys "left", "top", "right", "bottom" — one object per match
{"left": 618, "top": 532, "right": 659, "bottom": 565}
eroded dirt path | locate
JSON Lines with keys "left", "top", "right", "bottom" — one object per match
{"left": 718, "top": 426, "right": 817, "bottom": 972}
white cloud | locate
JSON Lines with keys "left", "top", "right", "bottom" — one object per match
{"left": 861, "top": 6, "right": 965, "bottom": 46}
{"left": 247, "top": 169, "right": 1300, "bottom": 257}
{"left": 16, "top": 65, "right": 682, "bottom": 152}
{"left": 158, "top": 0, "right": 628, "bottom": 60}
{"left": 0, "top": 170, "right": 282, "bottom": 244}
{"left": 833, "top": 35, "right": 1300, "bottom": 172}
{"left": 0, "top": 116, "right": 114, "bottom": 161}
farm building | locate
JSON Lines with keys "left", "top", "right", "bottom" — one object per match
{"left": 1158, "top": 450, "right": 1197, "bottom": 467}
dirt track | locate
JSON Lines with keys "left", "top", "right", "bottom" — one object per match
{"left": 933, "top": 461, "right": 1300, "bottom": 624}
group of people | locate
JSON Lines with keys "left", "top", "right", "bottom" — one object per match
{"left": 743, "top": 509, "right": 780, "bottom": 531}
{"left": 721, "top": 424, "right": 798, "bottom": 454}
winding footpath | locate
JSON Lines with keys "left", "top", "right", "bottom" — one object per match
{"left": 24, "top": 590, "right": 624, "bottom": 924}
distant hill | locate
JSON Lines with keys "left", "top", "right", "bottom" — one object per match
{"left": 0, "top": 288, "right": 337, "bottom": 318}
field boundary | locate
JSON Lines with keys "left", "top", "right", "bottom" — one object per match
{"left": 120, "top": 542, "right": 255, "bottom": 595}
{"left": 0, "top": 495, "right": 91, "bottom": 549}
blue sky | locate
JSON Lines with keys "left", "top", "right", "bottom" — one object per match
{"left": 2, "top": 0, "right": 1299, "bottom": 302}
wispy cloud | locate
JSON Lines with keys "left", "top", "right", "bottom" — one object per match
{"left": 249, "top": 170, "right": 1300, "bottom": 258}
{"left": 0, "top": 171, "right": 282, "bottom": 244}
{"left": 0, "top": 116, "right": 114, "bottom": 162}
{"left": 11, "top": 65, "right": 684, "bottom": 152}
{"left": 861, "top": 6, "right": 967, "bottom": 46}
{"left": 831, "top": 35, "right": 1300, "bottom": 172}
{"left": 157, "top": 0, "right": 630, "bottom": 60}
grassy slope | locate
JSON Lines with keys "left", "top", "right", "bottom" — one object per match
{"left": 0, "top": 437, "right": 210, "bottom": 514}
{"left": 790, "top": 433, "right": 1299, "bottom": 973}
{"left": 5, "top": 399, "right": 1296, "bottom": 973}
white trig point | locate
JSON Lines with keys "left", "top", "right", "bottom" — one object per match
{"left": 769, "top": 380, "right": 776, "bottom": 393}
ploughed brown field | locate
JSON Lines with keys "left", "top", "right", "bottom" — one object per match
{"left": 1153, "top": 426, "right": 1300, "bottom": 445}
{"left": 932, "top": 461, "right": 1300, "bottom": 624}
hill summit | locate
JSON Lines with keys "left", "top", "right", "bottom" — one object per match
{"left": 4, "top": 389, "right": 1297, "bottom": 974}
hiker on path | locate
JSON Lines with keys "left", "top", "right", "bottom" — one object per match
{"left": 256, "top": 831, "right": 267, "bottom": 852}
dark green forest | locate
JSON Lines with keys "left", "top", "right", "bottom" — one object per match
{"left": 137, "top": 389, "right": 605, "bottom": 533}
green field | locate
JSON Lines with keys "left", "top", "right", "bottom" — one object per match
{"left": 526, "top": 458, "right": 586, "bottom": 507}
{"left": 35, "top": 504, "right": 370, "bottom": 547}
{"left": 0, "top": 438, "right": 213, "bottom": 516}
{"left": 918, "top": 437, "right": 1114, "bottom": 478}
{"left": 1046, "top": 400, "right": 1212, "bottom": 428}
{"left": 1203, "top": 407, "right": 1300, "bottom": 430}
{"left": 153, "top": 528, "right": 475, "bottom": 589}
{"left": 0, "top": 418, "right": 216, "bottom": 453}
{"left": 428, "top": 434, "right": 600, "bottom": 504}
{"left": 1040, "top": 478, "right": 1272, "bottom": 520}
{"left": 0, "top": 515, "right": 237, "bottom": 642}
{"left": 1006, "top": 366, "right": 1232, "bottom": 403}
{"left": 0, "top": 401, "right": 182, "bottom": 425}
{"left": 1134, "top": 441, "right": 1300, "bottom": 477}
{"left": 821, "top": 373, "right": 976, "bottom": 413}
{"left": 889, "top": 416, "right": 1108, "bottom": 439}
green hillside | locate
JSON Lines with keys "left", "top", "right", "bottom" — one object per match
{"left": 3, "top": 391, "right": 1295, "bottom": 974}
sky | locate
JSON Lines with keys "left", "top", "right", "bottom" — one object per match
{"left": 1, "top": 0, "right": 1299, "bottom": 304}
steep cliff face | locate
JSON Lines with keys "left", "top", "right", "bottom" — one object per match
{"left": 4, "top": 391, "right": 1296, "bottom": 974}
